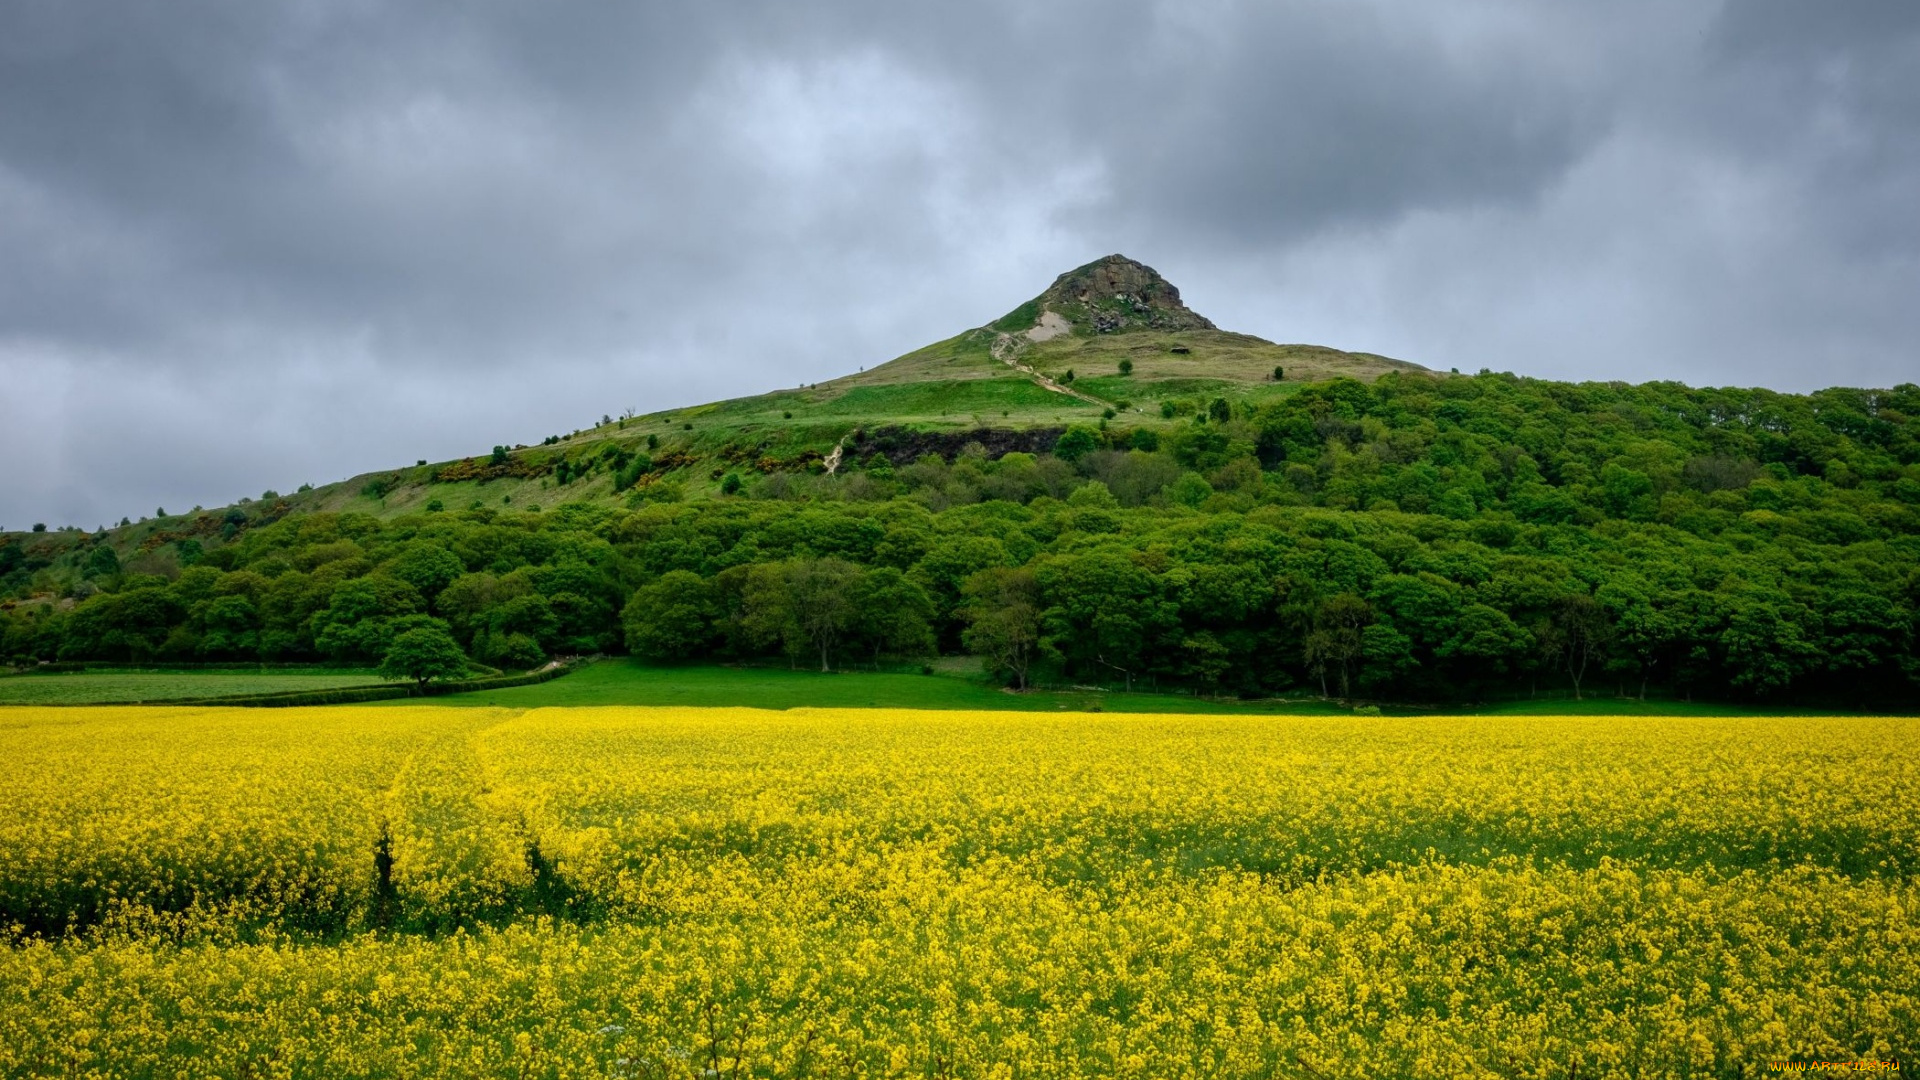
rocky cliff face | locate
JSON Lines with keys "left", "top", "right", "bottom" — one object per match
{"left": 1031, "top": 254, "right": 1217, "bottom": 334}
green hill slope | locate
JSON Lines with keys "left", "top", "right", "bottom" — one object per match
{"left": 0, "top": 257, "right": 1411, "bottom": 532}
{"left": 276, "top": 255, "right": 1425, "bottom": 519}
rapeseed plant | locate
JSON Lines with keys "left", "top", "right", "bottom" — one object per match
{"left": 0, "top": 706, "right": 1913, "bottom": 1077}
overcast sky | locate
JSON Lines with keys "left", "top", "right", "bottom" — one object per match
{"left": 3, "top": 1, "right": 1917, "bottom": 529}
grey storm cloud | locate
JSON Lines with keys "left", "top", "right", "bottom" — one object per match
{"left": 2, "top": 0, "right": 1917, "bottom": 528}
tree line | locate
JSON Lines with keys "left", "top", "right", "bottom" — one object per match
{"left": 2, "top": 372, "right": 1915, "bottom": 706}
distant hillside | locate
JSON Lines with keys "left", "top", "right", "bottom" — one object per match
{"left": 6, "top": 254, "right": 1917, "bottom": 712}
{"left": 106, "top": 255, "right": 1425, "bottom": 527}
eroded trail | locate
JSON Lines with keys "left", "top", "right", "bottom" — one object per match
{"left": 989, "top": 326, "right": 1112, "bottom": 408}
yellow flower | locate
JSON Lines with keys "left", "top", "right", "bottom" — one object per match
{"left": 0, "top": 705, "right": 1914, "bottom": 1077}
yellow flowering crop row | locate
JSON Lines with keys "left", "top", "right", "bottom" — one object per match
{"left": 481, "top": 709, "right": 1920, "bottom": 902}
{"left": 381, "top": 726, "right": 534, "bottom": 926}
{"left": 0, "top": 706, "right": 507, "bottom": 937}
{"left": 0, "top": 705, "right": 1914, "bottom": 1077}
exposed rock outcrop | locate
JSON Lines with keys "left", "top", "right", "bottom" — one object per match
{"left": 849, "top": 425, "right": 1065, "bottom": 465}
{"left": 1031, "top": 254, "right": 1216, "bottom": 334}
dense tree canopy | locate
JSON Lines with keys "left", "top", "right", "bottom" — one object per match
{"left": 378, "top": 625, "right": 470, "bottom": 688}
{"left": 4, "top": 373, "right": 1916, "bottom": 705}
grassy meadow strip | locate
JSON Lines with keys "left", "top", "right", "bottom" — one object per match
{"left": 0, "top": 705, "right": 1913, "bottom": 1077}
{"left": 0, "top": 670, "right": 395, "bottom": 705}
{"left": 407, "top": 657, "right": 1350, "bottom": 713}
{"left": 404, "top": 657, "right": 1844, "bottom": 715}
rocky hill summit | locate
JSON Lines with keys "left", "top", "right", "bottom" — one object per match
{"left": 1002, "top": 254, "right": 1218, "bottom": 336}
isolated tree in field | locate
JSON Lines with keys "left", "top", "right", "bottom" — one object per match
{"left": 379, "top": 625, "right": 469, "bottom": 689}
{"left": 959, "top": 567, "right": 1041, "bottom": 689}
{"left": 1118, "top": 358, "right": 1133, "bottom": 376}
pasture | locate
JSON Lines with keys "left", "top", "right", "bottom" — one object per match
{"left": 417, "top": 658, "right": 1863, "bottom": 717}
{"left": 0, "top": 668, "right": 392, "bottom": 705}
{"left": 415, "top": 658, "right": 1350, "bottom": 713}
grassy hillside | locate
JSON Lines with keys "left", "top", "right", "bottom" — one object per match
{"left": 273, "top": 261, "right": 1421, "bottom": 521}
{"left": 824, "top": 326, "right": 1417, "bottom": 397}
{"left": 0, "top": 256, "right": 1425, "bottom": 544}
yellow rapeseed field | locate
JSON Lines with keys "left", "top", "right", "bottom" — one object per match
{"left": 1, "top": 706, "right": 1914, "bottom": 1078}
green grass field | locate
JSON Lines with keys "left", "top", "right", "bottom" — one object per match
{"left": 0, "top": 670, "right": 393, "bottom": 705}
{"left": 0, "top": 660, "right": 1864, "bottom": 715}
{"left": 412, "top": 659, "right": 1856, "bottom": 716}
{"left": 413, "top": 659, "right": 1346, "bottom": 713}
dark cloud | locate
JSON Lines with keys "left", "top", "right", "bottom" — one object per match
{"left": 3, "top": 0, "right": 1917, "bottom": 527}
{"left": 1078, "top": 5, "right": 1616, "bottom": 244}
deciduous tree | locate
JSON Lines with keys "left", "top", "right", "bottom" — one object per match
{"left": 379, "top": 625, "right": 470, "bottom": 689}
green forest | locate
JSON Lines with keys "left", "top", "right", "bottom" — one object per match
{"left": 5, "top": 371, "right": 1917, "bottom": 707}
